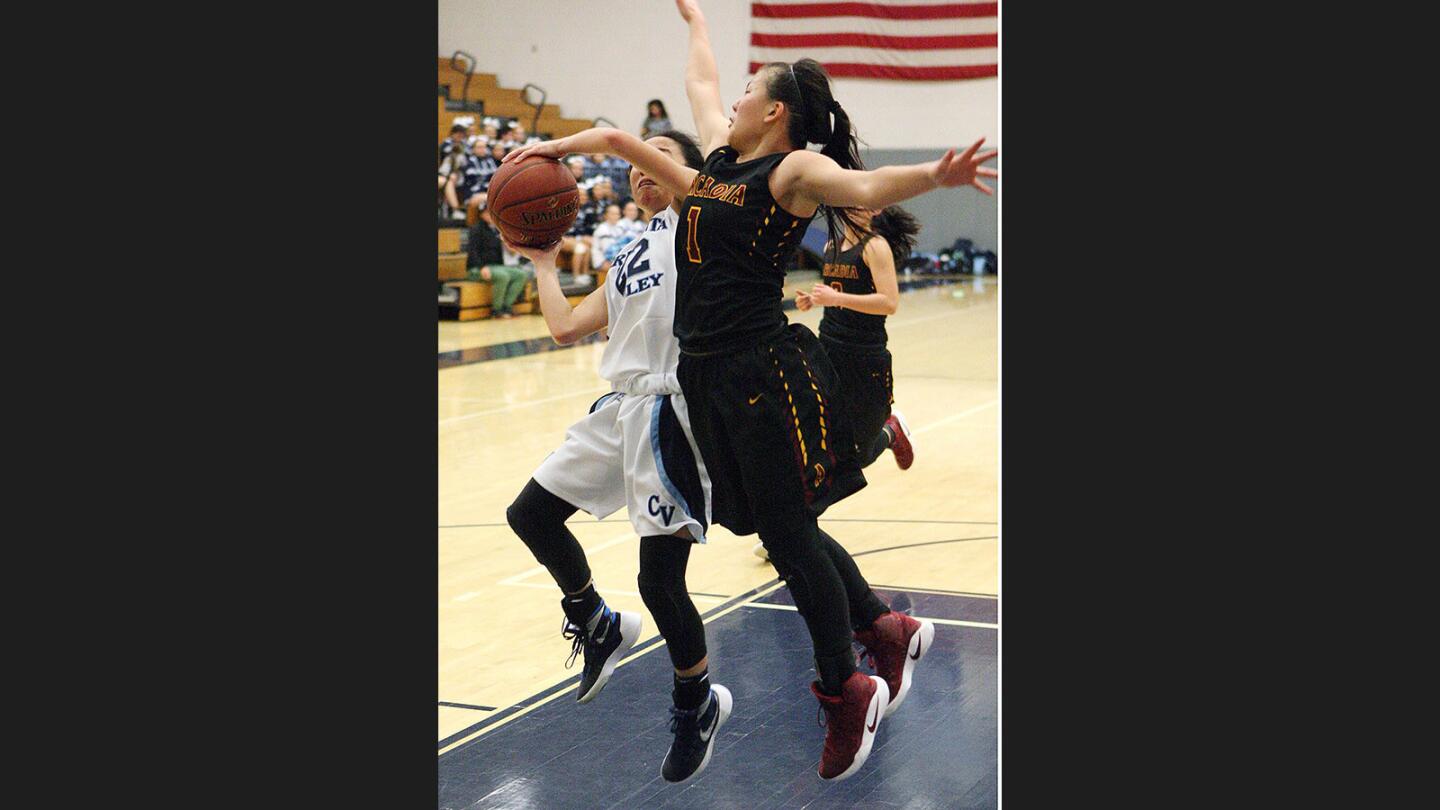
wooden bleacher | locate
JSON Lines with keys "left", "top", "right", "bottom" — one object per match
{"left": 437, "top": 57, "right": 593, "bottom": 141}
{"left": 438, "top": 57, "right": 605, "bottom": 320}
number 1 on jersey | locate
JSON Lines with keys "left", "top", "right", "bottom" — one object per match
{"left": 686, "top": 206, "right": 702, "bottom": 263}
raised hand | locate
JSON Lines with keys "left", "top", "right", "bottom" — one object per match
{"left": 675, "top": 0, "right": 703, "bottom": 23}
{"left": 501, "top": 138, "right": 567, "bottom": 165}
{"left": 932, "top": 138, "right": 999, "bottom": 195}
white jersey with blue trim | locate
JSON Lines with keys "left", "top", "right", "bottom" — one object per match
{"left": 599, "top": 206, "right": 682, "bottom": 394}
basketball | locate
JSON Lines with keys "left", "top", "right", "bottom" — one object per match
{"left": 486, "top": 155, "right": 580, "bottom": 248}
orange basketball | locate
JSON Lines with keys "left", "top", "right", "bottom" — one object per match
{"left": 486, "top": 155, "right": 580, "bottom": 248}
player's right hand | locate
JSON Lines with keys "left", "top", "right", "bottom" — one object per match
{"left": 504, "top": 238, "right": 563, "bottom": 270}
{"left": 675, "top": 0, "right": 703, "bottom": 24}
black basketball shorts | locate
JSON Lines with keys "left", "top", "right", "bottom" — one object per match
{"left": 677, "top": 323, "right": 866, "bottom": 539}
{"left": 820, "top": 336, "right": 893, "bottom": 452}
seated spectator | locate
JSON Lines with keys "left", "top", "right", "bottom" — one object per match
{"left": 618, "top": 200, "right": 646, "bottom": 240}
{"left": 564, "top": 156, "right": 585, "bottom": 185}
{"left": 590, "top": 204, "right": 628, "bottom": 271}
{"left": 640, "top": 99, "right": 672, "bottom": 139}
{"left": 440, "top": 124, "right": 468, "bottom": 162}
{"left": 468, "top": 204, "right": 532, "bottom": 320}
{"left": 588, "top": 177, "right": 624, "bottom": 214}
{"left": 583, "top": 153, "right": 631, "bottom": 191}
{"left": 438, "top": 146, "right": 474, "bottom": 221}
{"left": 560, "top": 187, "right": 596, "bottom": 284}
{"left": 462, "top": 140, "right": 501, "bottom": 225}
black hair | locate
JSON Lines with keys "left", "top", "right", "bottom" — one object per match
{"left": 869, "top": 206, "right": 920, "bottom": 267}
{"left": 762, "top": 58, "right": 870, "bottom": 253}
{"left": 449, "top": 124, "right": 467, "bottom": 134}
{"left": 647, "top": 129, "right": 705, "bottom": 171}
{"left": 647, "top": 99, "right": 668, "bottom": 118}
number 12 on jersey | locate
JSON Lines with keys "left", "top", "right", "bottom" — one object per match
{"left": 686, "top": 206, "right": 702, "bottom": 264}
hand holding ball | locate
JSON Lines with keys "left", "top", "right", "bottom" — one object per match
{"left": 486, "top": 155, "right": 579, "bottom": 248}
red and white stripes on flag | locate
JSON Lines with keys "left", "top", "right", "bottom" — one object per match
{"left": 749, "top": 1, "right": 997, "bottom": 81}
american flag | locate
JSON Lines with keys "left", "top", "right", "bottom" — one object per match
{"left": 748, "top": 1, "right": 998, "bottom": 81}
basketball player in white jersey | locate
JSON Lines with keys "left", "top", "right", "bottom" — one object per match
{"left": 502, "top": 131, "right": 729, "bottom": 785}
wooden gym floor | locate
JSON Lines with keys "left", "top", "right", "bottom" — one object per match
{"left": 438, "top": 272, "right": 998, "bottom": 809}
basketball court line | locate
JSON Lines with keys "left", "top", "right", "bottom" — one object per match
{"left": 868, "top": 584, "right": 997, "bottom": 598}
{"left": 439, "top": 579, "right": 788, "bottom": 757}
{"left": 439, "top": 701, "right": 497, "bottom": 711}
{"left": 438, "top": 385, "right": 609, "bottom": 427}
{"left": 497, "top": 580, "right": 732, "bottom": 603}
{"left": 913, "top": 399, "right": 997, "bottom": 435}
{"left": 739, "top": 601, "right": 998, "bottom": 629}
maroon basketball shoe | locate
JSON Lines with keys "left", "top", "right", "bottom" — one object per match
{"left": 855, "top": 611, "right": 936, "bottom": 718}
{"left": 811, "top": 672, "right": 890, "bottom": 780}
{"left": 885, "top": 410, "right": 914, "bottom": 470}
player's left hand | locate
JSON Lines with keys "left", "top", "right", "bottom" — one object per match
{"left": 932, "top": 138, "right": 999, "bottom": 195}
{"left": 795, "top": 289, "right": 813, "bottom": 311}
{"left": 501, "top": 138, "right": 567, "bottom": 165}
{"left": 809, "top": 284, "right": 842, "bottom": 307}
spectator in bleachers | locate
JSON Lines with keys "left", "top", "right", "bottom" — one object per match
{"left": 565, "top": 156, "right": 586, "bottom": 185}
{"left": 640, "top": 99, "right": 672, "bottom": 139}
{"left": 583, "top": 152, "right": 631, "bottom": 190}
{"left": 438, "top": 145, "right": 474, "bottom": 221}
{"left": 619, "top": 201, "right": 645, "bottom": 240}
{"left": 440, "top": 124, "right": 468, "bottom": 162}
{"left": 590, "top": 203, "right": 627, "bottom": 273}
{"left": 468, "top": 203, "right": 532, "bottom": 320}
{"left": 560, "top": 186, "right": 597, "bottom": 285}
{"left": 588, "top": 176, "right": 626, "bottom": 215}
{"left": 461, "top": 140, "right": 502, "bottom": 225}
{"left": 470, "top": 140, "right": 500, "bottom": 189}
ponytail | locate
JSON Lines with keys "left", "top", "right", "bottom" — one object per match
{"left": 764, "top": 58, "right": 871, "bottom": 254}
{"left": 870, "top": 206, "right": 921, "bottom": 268}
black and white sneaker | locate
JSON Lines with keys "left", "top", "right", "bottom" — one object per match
{"left": 562, "top": 608, "right": 642, "bottom": 703}
{"left": 662, "top": 684, "right": 733, "bottom": 784}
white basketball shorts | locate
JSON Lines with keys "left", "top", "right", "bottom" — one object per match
{"left": 532, "top": 391, "right": 712, "bottom": 542}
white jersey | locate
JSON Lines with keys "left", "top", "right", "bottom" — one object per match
{"left": 598, "top": 207, "right": 681, "bottom": 395}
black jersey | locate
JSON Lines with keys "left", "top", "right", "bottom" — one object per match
{"left": 818, "top": 236, "right": 888, "bottom": 350}
{"left": 673, "top": 146, "right": 814, "bottom": 354}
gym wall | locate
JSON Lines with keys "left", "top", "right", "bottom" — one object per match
{"left": 438, "top": 0, "right": 999, "bottom": 252}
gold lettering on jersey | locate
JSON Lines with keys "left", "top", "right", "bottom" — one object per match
{"left": 822, "top": 262, "right": 860, "bottom": 280}
{"left": 686, "top": 172, "right": 747, "bottom": 207}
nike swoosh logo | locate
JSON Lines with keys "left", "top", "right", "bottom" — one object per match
{"left": 699, "top": 719, "right": 715, "bottom": 742}
{"left": 910, "top": 633, "right": 923, "bottom": 661}
{"left": 866, "top": 698, "right": 879, "bottom": 732}
{"left": 748, "top": 395, "right": 762, "bottom": 405}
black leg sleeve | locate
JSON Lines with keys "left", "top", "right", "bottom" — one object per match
{"left": 637, "top": 536, "right": 707, "bottom": 671}
{"left": 815, "top": 529, "right": 891, "bottom": 631}
{"left": 860, "top": 427, "right": 891, "bottom": 467}
{"left": 761, "top": 519, "right": 857, "bottom": 674}
{"left": 505, "top": 478, "right": 588, "bottom": 594}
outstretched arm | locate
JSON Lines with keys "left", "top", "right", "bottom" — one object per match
{"left": 674, "top": 0, "right": 731, "bottom": 155}
{"left": 776, "top": 138, "right": 998, "bottom": 212}
{"left": 503, "top": 128, "right": 697, "bottom": 199}
{"left": 506, "top": 240, "right": 608, "bottom": 345}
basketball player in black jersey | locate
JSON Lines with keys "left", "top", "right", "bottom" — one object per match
{"left": 797, "top": 205, "right": 922, "bottom": 470}
{"left": 667, "top": 0, "right": 995, "bottom": 781}
{"left": 749, "top": 206, "right": 919, "bottom": 561}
